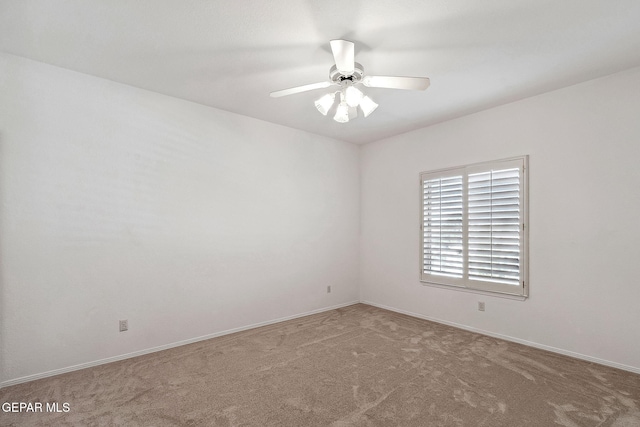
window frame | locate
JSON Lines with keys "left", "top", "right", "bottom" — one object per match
{"left": 419, "top": 156, "right": 529, "bottom": 298}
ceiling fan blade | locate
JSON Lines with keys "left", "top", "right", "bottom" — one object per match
{"left": 270, "top": 81, "right": 331, "bottom": 98}
{"left": 330, "top": 39, "right": 355, "bottom": 75}
{"left": 362, "top": 76, "right": 430, "bottom": 91}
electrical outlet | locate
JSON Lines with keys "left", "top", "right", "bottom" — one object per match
{"left": 119, "top": 319, "right": 128, "bottom": 332}
{"left": 327, "top": 285, "right": 331, "bottom": 293}
{"left": 478, "top": 302, "right": 485, "bottom": 312}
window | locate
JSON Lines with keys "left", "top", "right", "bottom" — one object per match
{"left": 420, "top": 156, "right": 528, "bottom": 297}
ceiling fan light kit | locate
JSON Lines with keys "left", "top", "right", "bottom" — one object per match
{"left": 270, "top": 39, "right": 430, "bottom": 124}
{"left": 315, "top": 87, "right": 377, "bottom": 124}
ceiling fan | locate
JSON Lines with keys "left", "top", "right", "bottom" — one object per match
{"left": 270, "top": 39, "right": 430, "bottom": 123}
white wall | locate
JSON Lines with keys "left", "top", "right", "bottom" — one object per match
{"left": 0, "top": 53, "right": 360, "bottom": 385}
{"left": 360, "top": 67, "right": 640, "bottom": 372}
{"left": 2, "top": 51, "right": 639, "bottom": 387}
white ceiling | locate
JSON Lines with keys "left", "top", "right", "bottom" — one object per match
{"left": 2, "top": 1, "right": 640, "bottom": 144}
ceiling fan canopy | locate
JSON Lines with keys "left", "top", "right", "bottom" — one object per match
{"left": 270, "top": 39, "right": 430, "bottom": 123}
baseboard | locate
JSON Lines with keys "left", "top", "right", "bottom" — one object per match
{"left": 5, "top": 299, "right": 637, "bottom": 388}
{"left": 0, "top": 301, "right": 360, "bottom": 389}
{"left": 361, "top": 300, "right": 640, "bottom": 375}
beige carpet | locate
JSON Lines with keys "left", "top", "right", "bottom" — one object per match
{"left": 1, "top": 304, "right": 639, "bottom": 426}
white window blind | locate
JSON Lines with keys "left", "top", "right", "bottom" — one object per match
{"left": 420, "top": 157, "right": 528, "bottom": 297}
{"left": 468, "top": 167, "right": 521, "bottom": 286}
{"left": 423, "top": 175, "right": 463, "bottom": 278}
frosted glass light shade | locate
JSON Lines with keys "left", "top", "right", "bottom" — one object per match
{"left": 333, "top": 102, "right": 350, "bottom": 123}
{"left": 359, "top": 96, "right": 378, "bottom": 117}
{"left": 345, "top": 86, "right": 364, "bottom": 107}
{"left": 314, "top": 93, "right": 336, "bottom": 116}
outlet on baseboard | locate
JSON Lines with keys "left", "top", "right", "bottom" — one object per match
{"left": 327, "top": 285, "right": 331, "bottom": 293}
{"left": 478, "top": 302, "right": 485, "bottom": 312}
{"left": 119, "top": 319, "right": 128, "bottom": 332}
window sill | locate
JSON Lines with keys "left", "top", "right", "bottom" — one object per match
{"left": 419, "top": 280, "right": 528, "bottom": 301}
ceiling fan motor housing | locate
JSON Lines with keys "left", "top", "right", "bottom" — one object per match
{"left": 330, "top": 63, "right": 364, "bottom": 86}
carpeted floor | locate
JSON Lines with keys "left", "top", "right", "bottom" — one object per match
{"left": 1, "top": 303, "right": 639, "bottom": 426}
